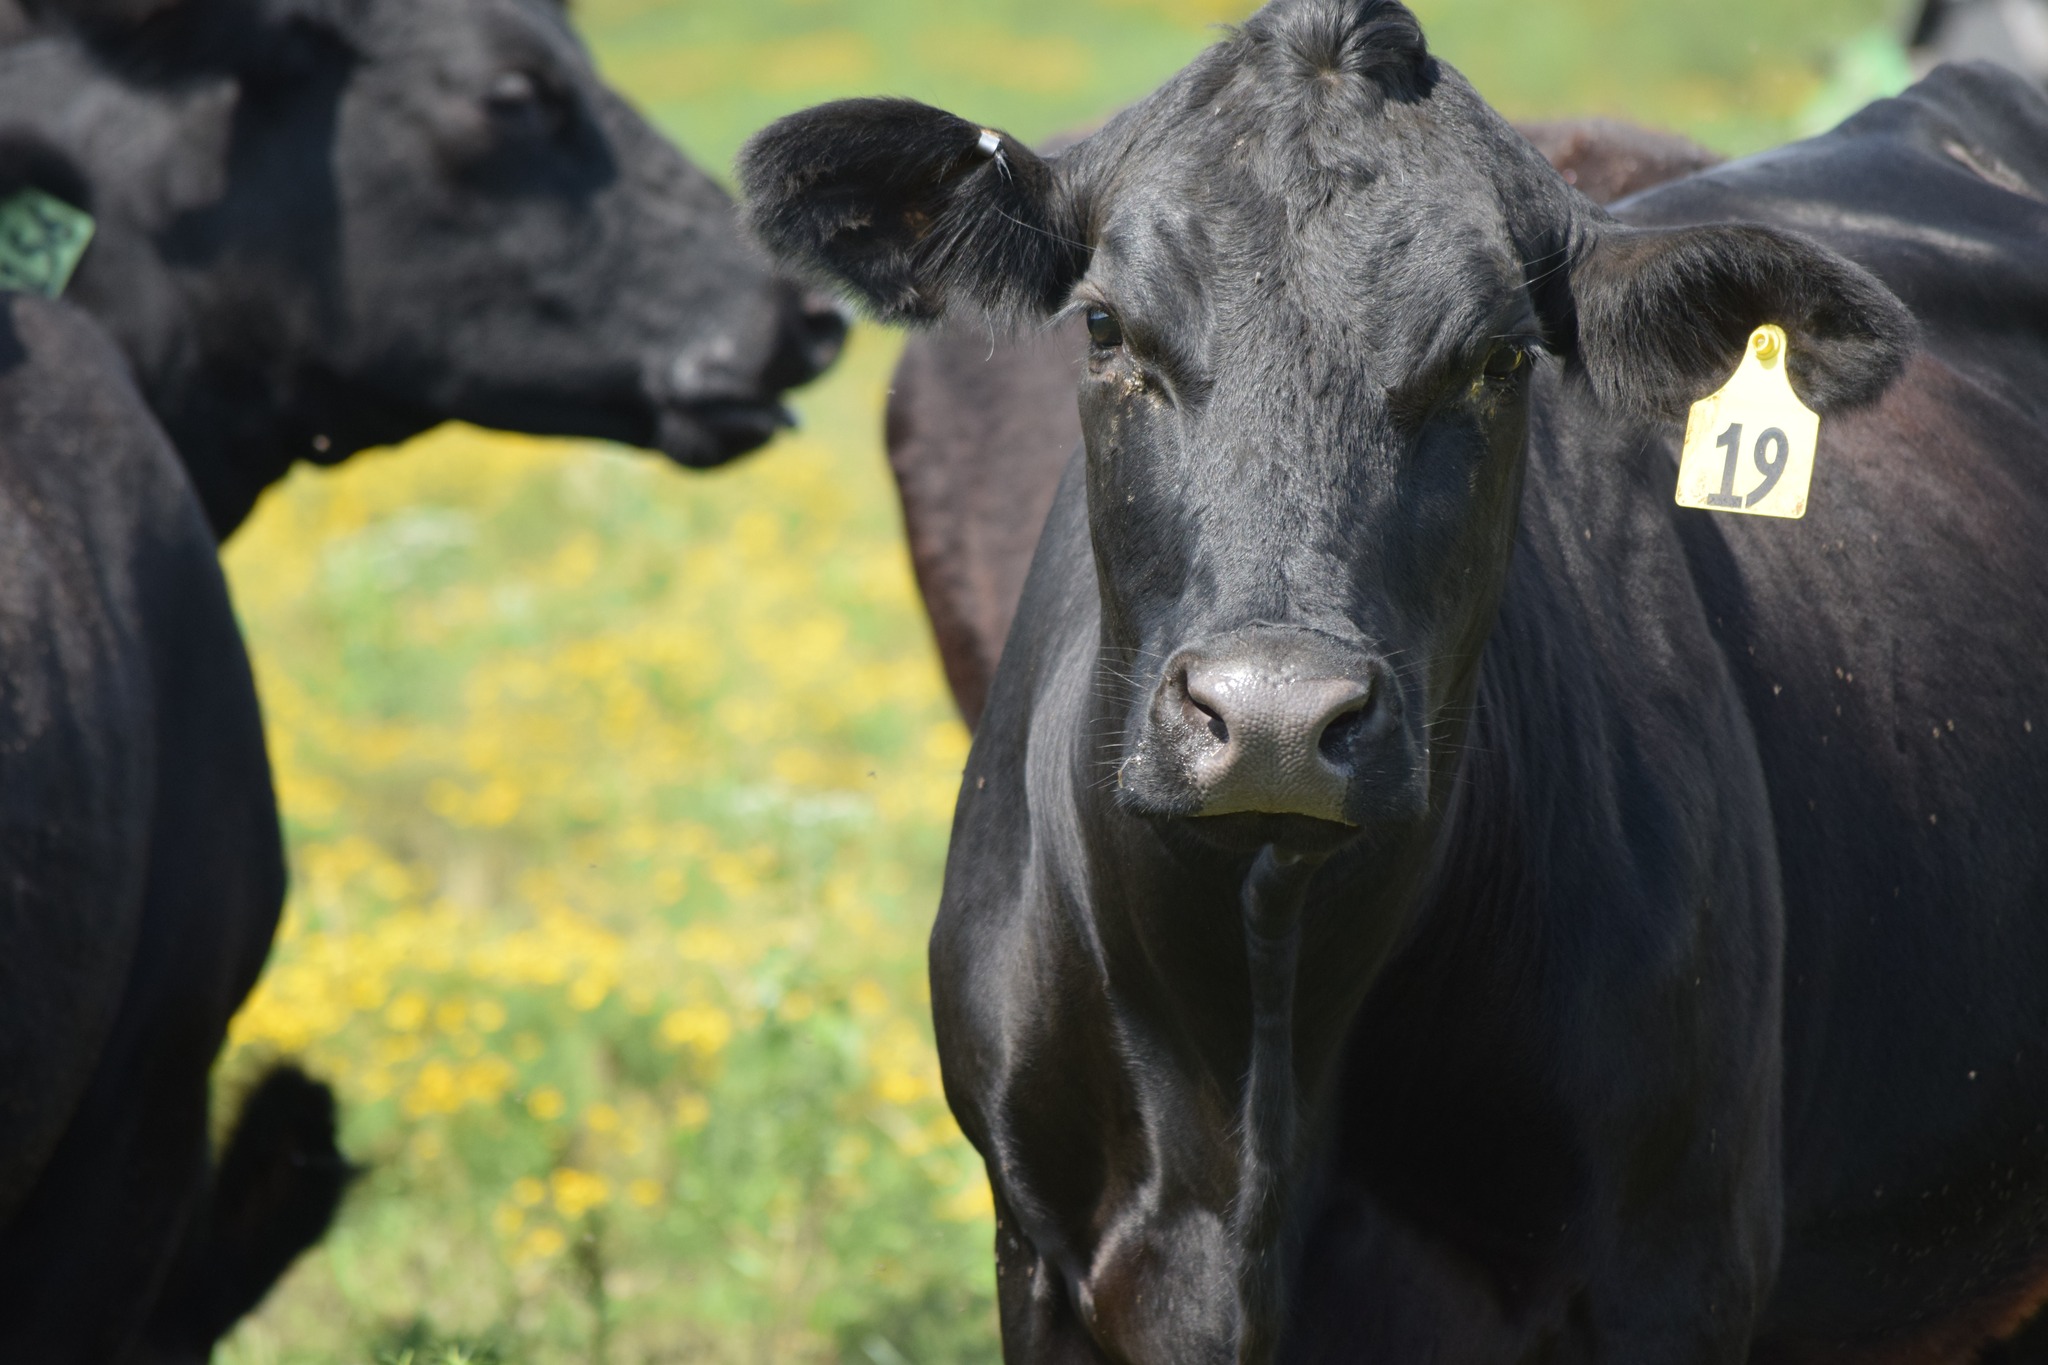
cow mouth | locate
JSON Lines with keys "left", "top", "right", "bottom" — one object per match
{"left": 653, "top": 397, "right": 795, "bottom": 468}
{"left": 1184, "top": 811, "right": 1361, "bottom": 856}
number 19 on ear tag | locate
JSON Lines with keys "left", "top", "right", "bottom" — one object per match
{"left": 1675, "top": 324, "right": 1819, "bottom": 519}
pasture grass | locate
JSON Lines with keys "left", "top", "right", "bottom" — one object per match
{"left": 218, "top": 0, "right": 1905, "bottom": 1360}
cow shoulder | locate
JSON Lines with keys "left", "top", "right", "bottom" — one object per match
{"left": 0, "top": 294, "right": 170, "bottom": 1220}
{"left": 934, "top": 462, "right": 1104, "bottom": 1144}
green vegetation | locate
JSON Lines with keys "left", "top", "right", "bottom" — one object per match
{"left": 218, "top": 1, "right": 1910, "bottom": 1361}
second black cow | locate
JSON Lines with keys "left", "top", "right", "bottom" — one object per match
{"left": 1, "top": 0, "right": 844, "bottom": 536}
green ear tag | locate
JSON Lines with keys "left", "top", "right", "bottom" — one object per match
{"left": 0, "top": 189, "right": 96, "bottom": 299}
{"left": 1675, "top": 324, "right": 1819, "bottom": 520}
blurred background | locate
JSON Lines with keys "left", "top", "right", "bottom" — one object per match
{"left": 214, "top": 1, "right": 1916, "bottom": 1361}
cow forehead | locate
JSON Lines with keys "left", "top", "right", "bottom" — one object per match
{"left": 1085, "top": 166, "right": 1530, "bottom": 377}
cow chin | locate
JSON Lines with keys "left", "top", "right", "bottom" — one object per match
{"left": 652, "top": 398, "right": 794, "bottom": 469}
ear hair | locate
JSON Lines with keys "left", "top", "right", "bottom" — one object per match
{"left": 739, "top": 98, "right": 1085, "bottom": 326}
{"left": 1569, "top": 221, "right": 1916, "bottom": 418}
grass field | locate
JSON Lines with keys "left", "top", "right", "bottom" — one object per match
{"left": 216, "top": 1, "right": 1909, "bottom": 1361}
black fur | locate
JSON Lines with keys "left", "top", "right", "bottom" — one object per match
{"left": 0, "top": 289, "right": 285, "bottom": 1364}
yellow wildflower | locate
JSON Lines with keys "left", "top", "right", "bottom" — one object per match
{"left": 658, "top": 1005, "right": 732, "bottom": 1057}
{"left": 384, "top": 991, "right": 428, "bottom": 1032}
{"left": 550, "top": 1168, "right": 610, "bottom": 1220}
{"left": 514, "top": 1226, "right": 565, "bottom": 1263}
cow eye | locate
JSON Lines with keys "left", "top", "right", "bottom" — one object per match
{"left": 486, "top": 70, "right": 568, "bottom": 135}
{"left": 1086, "top": 307, "right": 1123, "bottom": 350}
{"left": 1482, "top": 344, "right": 1527, "bottom": 381}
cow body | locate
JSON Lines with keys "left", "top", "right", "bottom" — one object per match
{"left": 743, "top": 7, "right": 2048, "bottom": 1359}
{"left": 953, "top": 67, "right": 2048, "bottom": 1363}
{"left": 885, "top": 120, "right": 1721, "bottom": 727}
{"left": 0, "top": 288, "right": 329, "bottom": 1361}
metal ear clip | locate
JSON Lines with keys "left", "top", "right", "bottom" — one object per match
{"left": 975, "top": 127, "right": 1012, "bottom": 179}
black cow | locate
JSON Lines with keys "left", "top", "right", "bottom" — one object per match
{"left": 743, "top": 1, "right": 2048, "bottom": 1358}
{"left": 0, "top": 0, "right": 844, "bottom": 538}
{"left": 0, "top": 155, "right": 348, "bottom": 1355}
{"left": 882, "top": 119, "right": 1722, "bottom": 727}
{"left": 0, "top": 0, "right": 840, "bottom": 1352}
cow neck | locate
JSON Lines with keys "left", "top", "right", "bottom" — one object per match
{"left": 1075, "top": 705, "right": 1455, "bottom": 1363}
{"left": 1231, "top": 846, "right": 1320, "bottom": 1365}
{"left": 157, "top": 364, "right": 438, "bottom": 540}
{"left": 1070, "top": 518, "right": 1574, "bottom": 1360}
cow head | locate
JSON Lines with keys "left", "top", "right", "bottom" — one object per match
{"left": 742, "top": 0, "right": 1911, "bottom": 854}
{"left": 7, "top": 0, "right": 846, "bottom": 535}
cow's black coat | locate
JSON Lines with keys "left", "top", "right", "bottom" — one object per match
{"left": 0, "top": 265, "right": 336, "bottom": 1359}
{"left": 0, "top": 0, "right": 843, "bottom": 537}
{"left": 743, "top": 1, "right": 2048, "bottom": 1358}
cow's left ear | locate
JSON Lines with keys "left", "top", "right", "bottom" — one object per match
{"left": 739, "top": 98, "right": 1086, "bottom": 326}
{"left": 1562, "top": 221, "right": 1916, "bottom": 418}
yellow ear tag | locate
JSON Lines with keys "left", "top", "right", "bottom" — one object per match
{"left": 1675, "top": 324, "right": 1818, "bottom": 520}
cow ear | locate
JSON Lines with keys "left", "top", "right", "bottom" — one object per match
{"left": 1563, "top": 221, "right": 1916, "bottom": 418}
{"left": 738, "top": 98, "right": 1086, "bottom": 326}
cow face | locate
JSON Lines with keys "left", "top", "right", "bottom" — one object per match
{"left": 742, "top": 0, "right": 1910, "bottom": 852}
{"left": 10, "top": 0, "right": 845, "bottom": 534}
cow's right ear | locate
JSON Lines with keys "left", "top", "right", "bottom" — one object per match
{"left": 739, "top": 98, "right": 1086, "bottom": 326}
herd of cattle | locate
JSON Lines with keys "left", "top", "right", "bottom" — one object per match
{"left": 1, "top": 0, "right": 2046, "bottom": 1360}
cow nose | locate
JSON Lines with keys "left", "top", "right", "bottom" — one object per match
{"left": 1163, "top": 651, "right": 1386, "bottom": 824}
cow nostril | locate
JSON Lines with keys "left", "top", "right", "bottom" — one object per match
{"left": 1185, "top": 694, "right": 1228, "bottom": 743}
{"left": 1174, "top": 669, "right": 1229, "bottom": 742}
{"left": 1317, "top": 696, "right": 1373, "bottom": 763}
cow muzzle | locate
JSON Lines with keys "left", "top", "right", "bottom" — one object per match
{"left": 651, "top": 285, "right": 848, "bottom": 468}
{"left": 1139, "top": 629, "right": 1411, "bottom": 829}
